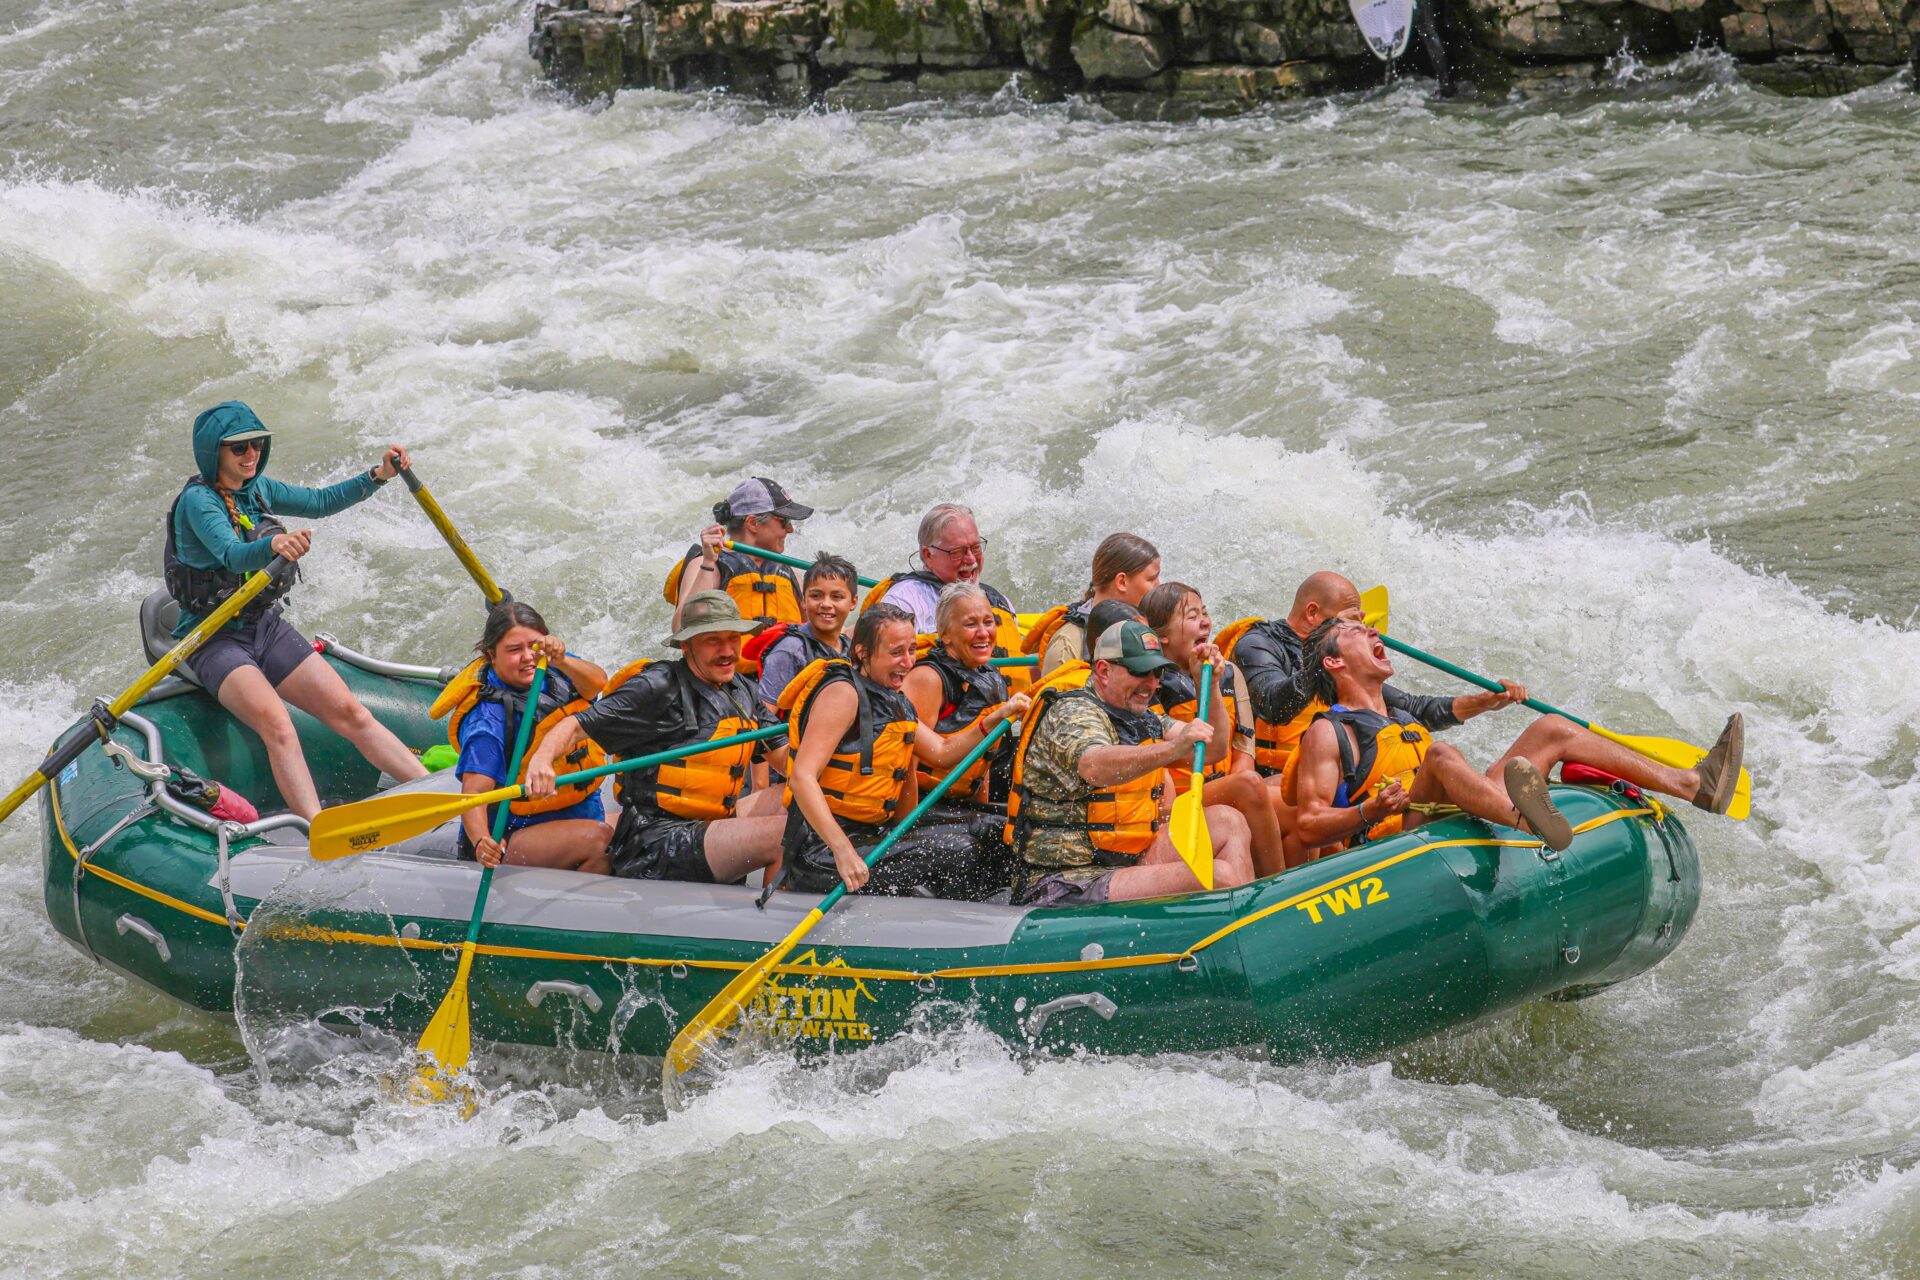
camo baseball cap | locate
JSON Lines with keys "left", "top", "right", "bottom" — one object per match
{"left": 1092, "top": 620, "right": 1177, "bottom": 676}
{"left": 666, "top": 590, "right": 765, "bottom": 648}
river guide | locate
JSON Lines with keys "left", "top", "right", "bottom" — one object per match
{"left": 163, "top": 401, "right": 427, "bottom": 819}
{"left": 37, "top": 617, "right": 1702, "bottom": 1069}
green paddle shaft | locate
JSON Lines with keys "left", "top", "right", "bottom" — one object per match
{"left": 1191, "top": 661, "right": 1213, "bottom": 776}
{"left": 534, "top": 724, "right": 788, "bottom": 797}
{"left": 462, "top": 661, "right": 549, "bottom": 948}
{"left": 989, "top": 655, "right": 1038, "bottom": 669}
{"left": 723, "top": 540, "right": 880, "bottom": 590}
{"left": 815, "top": 716, "right": 1017, "bottom": 913}
{"left": 1377, "top": 635, "right": 1587, "bottom": 727}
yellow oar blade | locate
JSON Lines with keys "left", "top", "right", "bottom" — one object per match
{"left": 405, "top": 942, "right": 477, "bottom": 1103}
{"left": 1588, "top": 725, "right": 1752, "bottom": 822}
{"left": 1169, "top": 779, "right": 1214, "bottom": 891}
{"left": 667, "top": 907, "right": 824, "bottom": 1078}
{"left": 1361, "top": 584, "right": 1390, "bottom": 633}
{"left": 308, "top": 786, "right": 513, "bottom": 860}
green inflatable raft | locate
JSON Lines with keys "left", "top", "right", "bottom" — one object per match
{"left": 36, "top": 600, "right": 1702, "bottom": 1066}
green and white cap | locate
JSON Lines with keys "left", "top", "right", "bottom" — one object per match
{"left": 1092, "top": 620, "right": 1177, "bottom": 676}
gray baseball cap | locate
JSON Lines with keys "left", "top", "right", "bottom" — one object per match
{"left": 722, "top": 477, "right": 813, "bottom": 522}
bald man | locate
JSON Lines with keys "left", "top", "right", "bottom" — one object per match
{"left": 1224, "top": 572, "right": 1527, "bottom": 780}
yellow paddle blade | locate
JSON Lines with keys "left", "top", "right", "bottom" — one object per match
{"left": 1588, "top": 724, "right": 1753, "bottom": 821}
{"left": 308, "top": 785, "right": 515, "bottom": 860}
{"left": 1361, "top": 584, "right": 1390, "bottom": 633}
{"left": 405, "top": 942, "right": 477, "bottom": 1105}
{"left": 1169, "top": 777, "right": 1214, "bottom": 891}
{"left": 667, "top": 907, "right": 825, "bottom": 1078}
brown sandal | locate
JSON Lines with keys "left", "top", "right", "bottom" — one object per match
{"left": 1691, "top": 713, "right": 1745, "bottom": 815}
{"left": 1504, "top": 758, "right": 1573, "bottom": 852}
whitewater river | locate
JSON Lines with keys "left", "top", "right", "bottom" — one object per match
{"left": 3, "top": 0, "right": 1919, "bottom": 1275}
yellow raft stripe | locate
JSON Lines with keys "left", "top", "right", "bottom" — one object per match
{"left": 51, "top": 777, "right": 1654, "bottom": 985}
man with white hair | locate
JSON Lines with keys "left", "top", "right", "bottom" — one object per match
{"left": 871, "top": 503, "right": 1029, "bottom": 687}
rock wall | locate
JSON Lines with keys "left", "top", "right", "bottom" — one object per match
{"left": 530, "top": 0, "right": 1918, "bottom": 111}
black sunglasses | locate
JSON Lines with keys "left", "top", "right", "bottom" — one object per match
{"left": 223, "top": 439, "right": 265, "bottom": 456}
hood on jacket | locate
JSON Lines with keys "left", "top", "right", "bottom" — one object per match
{"left": 191, "top": 401, "right": 274, "bottom": 486}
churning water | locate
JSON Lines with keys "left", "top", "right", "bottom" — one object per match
{"left": 2, "top": 1, "right": 1919, "bottom": 1274}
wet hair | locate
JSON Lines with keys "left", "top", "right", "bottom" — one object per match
{"left": 476, "top": 601, "right": 549, "bottom": 656}
{"left": 917, "top": 503, "right": 975, "bottom": 551}
{"left": 1082, "top": 599, "right": 1145, "bottom": 661}
{"left": 1084, "top": 532, "right": 1159, "bottom": 600}
{"left": 851, "top": 603, "right": 916, "bottom": 664}
{"left": 934, "top": 580, "right": 991, "bottom": 637}
{"left": 1303, "top": 617, "right": 1353, "bottom": 706}
{"left": 710, "top": 501, "right": 748, "bottom": 537}
{"left": 804, "top": 551, "right": 859, "bottom": 594}
{"left": 1140, "top": 581, "right": 1201, "bottom": 639}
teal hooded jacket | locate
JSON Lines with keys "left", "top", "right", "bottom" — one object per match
{"left": 170, "top": 402, "right": 382, "bottom": 634}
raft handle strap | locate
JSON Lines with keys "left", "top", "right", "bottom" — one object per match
{"left": 214, "top": 821, "right": 244, "bottom": 936}
{"left": 70, "top": 798, "right": 156, "bottom": 963}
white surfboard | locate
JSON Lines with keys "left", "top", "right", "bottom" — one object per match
{"left": 1347, "top": 0, "right": 1415, "bottom": 60}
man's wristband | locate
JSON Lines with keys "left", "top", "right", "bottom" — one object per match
{"left": 368, "top": 466, "right": 388, "bottom": 486}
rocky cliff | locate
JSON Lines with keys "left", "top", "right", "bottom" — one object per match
{"left": 530, "top": 0, "right": 1918, "bottom": 111}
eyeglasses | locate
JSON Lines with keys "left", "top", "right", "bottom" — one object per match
{"left": 223, "top": 439, "right": 264, "bottom": 456}
{"left": 750, "top": 513, "right": 795, "bottom": 532}
{"left": 927, "top": 538, "right": 987, "bottom": 559}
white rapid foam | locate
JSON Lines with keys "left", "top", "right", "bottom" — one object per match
{"left": 2, "top": 3, "right": 1919, "bottom": 1274}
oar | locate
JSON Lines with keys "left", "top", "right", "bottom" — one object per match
{"left": 1365, "top": 585, "right": 1752, "bottom": 821}
{"left": 989, "top": 655, "right": 1038, "bottom": 669}
{"left": 666, "top": 716, "right": 1018, "bottom": 1080}
{"left": 723, "top": 539, "right": 880, "bottom": 590}
{"left": 0, "top": 558, "right": 294, "bottom": 827}
{"left": 399, "top": 466, "right": 507, "bottom": 607}
{"left": 310, "top": 724, "right": 790, "bottom": 859}
{"left": 1167, "top": 661, "right": 1215, "bottom": 890}
{"left": 406, "top": 657, "right": 548, "bottom": 1102}
{"left": 1360, "top": 584, "right": 1389, "bottom": 633}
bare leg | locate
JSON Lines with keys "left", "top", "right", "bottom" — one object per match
{"left": 1107, "top": 810, "right": 1253, "bottom": 902}
{"left": 276, "top": 653, "right": 429, "bottom": 782}
{"left": 216, "top": 665, "right": 320, "bottom": 819}
{"left": 1485, "top": 716, "right": 1698, "bottom": 801}
{"left": 701, "top": 787, "right": 787, "bottom": 882}
{"left": 1204, "top": 771, "right": 1286, "bottom": 878}
{"left": 502, "top": 819, "right": 612, "bottom": 874}
{"left": 1263, "top": 773, "right": 1326, "bottom": 868}
{"left": 1404, "top": 742, "right": 1522, "bottom": 831}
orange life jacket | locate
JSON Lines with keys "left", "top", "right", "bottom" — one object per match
{"left": 1152, "top": 661, "right": 1247, "bottom": 790}
{"left": 1217, "top": 616, "right": 1325, "bottom": 775}
{"left": 1019, "top": 601, "right": 1088, "bottom": 666}
{"left": 1003, "top": 665, "right": 1164, "bottom": 860}
{"left": 605, "top": 658, "right": 762, "bottom": 822}
{"left": 1279, "top": 704, "right": 1432, "bottom": 842}
{"left": 780, "top": 659, "right": 919, "bottom": 827}
{"left": 433, "top": 659, "right": 606, "bottom": 816}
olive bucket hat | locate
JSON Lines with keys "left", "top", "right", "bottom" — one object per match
{"left": 666, "top": 590, "right": 766, "bottom": 649}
